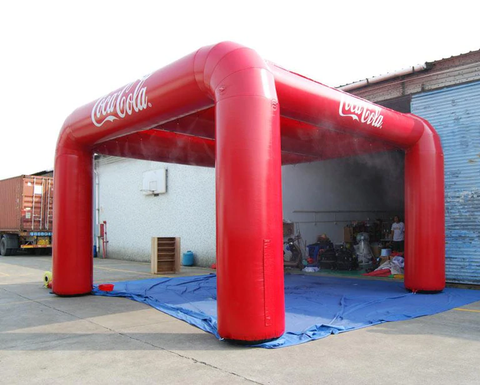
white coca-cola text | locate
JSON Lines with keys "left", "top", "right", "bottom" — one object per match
{"left": 91, "top": 74, "right": 151, "bottom": 127}
{"left": 339, "top": 96, "right": 384, "bottom": 128}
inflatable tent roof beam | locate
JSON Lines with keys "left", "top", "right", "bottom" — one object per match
{"left": 53, "top": 42, "right": 445, "bottom": 343}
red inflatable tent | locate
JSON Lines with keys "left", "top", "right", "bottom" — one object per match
{"left": 53, "top": 42, "right": 445, "bottom": 343}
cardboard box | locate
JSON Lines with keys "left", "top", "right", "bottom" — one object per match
{"left": 379, "top": 256, "right": 392, "bottom": 265}
{"left": 372, "top": 245, "right": 382, "bottom": 259}
{"left": 343, "top": 227, "right": 353, "bottom": 242}
{"left": 283, "top": 222, "right": 294, "bottom": 238}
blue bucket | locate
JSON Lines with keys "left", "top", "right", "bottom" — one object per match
{"left": 182, "top": 251, "right": 194, "bottom": 266}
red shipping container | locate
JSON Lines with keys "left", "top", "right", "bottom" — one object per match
{"left": 0, "top": 175, "right": 54, "bottom": 232}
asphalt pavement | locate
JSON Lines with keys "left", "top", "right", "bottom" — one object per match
{"left": 1, "top": 255, "right": 479, "bottom": 385}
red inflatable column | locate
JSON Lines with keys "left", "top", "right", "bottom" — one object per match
{"left": 404, "top": 119, "right": 445, "bottom": 291}
{"left": 215, "top": 72, "right": 285, "bottom": 342}
{"left": 52, "top": 133, "right": 93, "bottom": 296}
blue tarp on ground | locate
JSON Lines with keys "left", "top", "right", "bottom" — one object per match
{"left": 92, "top": 274, "right": 480, "bottom": 348}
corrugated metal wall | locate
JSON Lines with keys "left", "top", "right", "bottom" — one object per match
{"left": 412, "top": 81, "right": 480, "bottom": 284}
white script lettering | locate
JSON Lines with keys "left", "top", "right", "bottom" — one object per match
{"left": 91, "top": 74, "right": 151, "bottom": 127}
{"left": 339, "top": 96, "right": 384, "bottom": 128}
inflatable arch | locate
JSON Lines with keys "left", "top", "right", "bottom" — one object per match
{"left": 53, "top": 42, "right": 445, "bottom": 342}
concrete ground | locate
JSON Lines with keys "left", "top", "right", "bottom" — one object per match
{"left": 1, "top": 256, "right": 479, "bottom": 385}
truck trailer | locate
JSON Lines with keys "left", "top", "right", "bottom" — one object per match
{"left": 0, "top": 175, "right": 54, "bottom": 256}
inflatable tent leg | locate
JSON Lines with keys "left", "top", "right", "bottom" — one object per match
{"left": 52, "top": 147, "right": 93, "bottom": 295}
{"left": 404, "top": 121, "right": 445, "bottom": 292}
{"left": 216, "top": 95, "right": 285, "bottom": 342}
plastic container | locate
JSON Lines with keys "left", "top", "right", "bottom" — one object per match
{"left": 98, "top": 284, "right": 114, "bottom": 291}
{"left": 381, "top": 248, "right": 392, "bottom": 257}
{"left": 182, "top": 250, "right": 194, "bottom": 266}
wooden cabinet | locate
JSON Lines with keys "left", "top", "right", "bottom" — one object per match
{"left": 151, "top": 237, "right": 180, "bottom": 274}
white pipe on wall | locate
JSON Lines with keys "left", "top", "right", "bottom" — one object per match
{"left": 338, "top": 64, "right": 428, "bottom": 92}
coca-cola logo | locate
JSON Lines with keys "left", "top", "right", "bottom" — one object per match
{"left": 91, "top": 74, "right": 152, "bottom": 127}
{"left": 339, "top": 96, "right": 384, "bottom": 128}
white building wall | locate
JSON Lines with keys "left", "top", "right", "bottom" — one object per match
{"left": 96, "top": 150, "right": 403, "bottom": 265}
{"left": 96, "top": 156, "right": 216, "bottom": 266}
{"left": 282, "top": 151, "right": 404, "bottom": 245}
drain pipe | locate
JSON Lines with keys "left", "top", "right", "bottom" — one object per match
{"left": 338, "top": 63, "right": 429, "bottom": 92}
{"left": 94, "top": 165, "right": 100, "bottom": 256}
